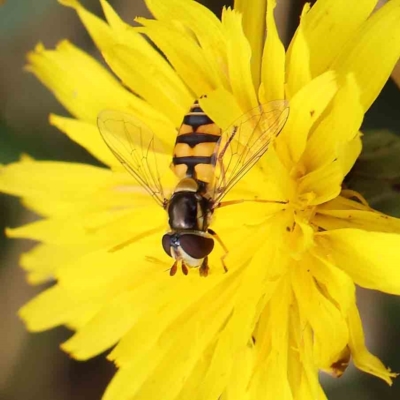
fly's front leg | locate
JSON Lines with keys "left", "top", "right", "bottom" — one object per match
{"left": 181, "top": 262, "right": 189, "bottom": 276}
{"left": 199, "top": 256, "right": 210, "bottom": 277}
{"left": 170, "top": 261, "right": 178, "bottom": 276}
{"left": 208, "top": 228, "right": 228, "bottom": 273}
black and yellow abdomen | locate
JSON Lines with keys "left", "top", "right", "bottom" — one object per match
{"left": 172, "top": 102, "right": 221, "bottom": 184}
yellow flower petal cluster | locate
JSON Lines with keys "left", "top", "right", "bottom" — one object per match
{"left": 1, "top": 0, "right": 400, "bottom": 399}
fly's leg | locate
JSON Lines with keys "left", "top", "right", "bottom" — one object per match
{"left": 181, "top": 262, "right": 189, "bottom": 276}
{"left": 216, "top": 198, "right": 287, "bottom": 209}
{"left": 170, "top": 261, "right": 178, "bottom": 276}
{"left": 208, "top": 228, "right": 228, "bottom": 273}
{"left": 199, "top": 256, "right": 210, "bottom": 277}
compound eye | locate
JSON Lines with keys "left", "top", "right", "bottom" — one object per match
{"left": 162, "top": 234, "right": 172, "bottom": 257}
{"left": 179, "top": 234, "right": 214, "bottom": 259}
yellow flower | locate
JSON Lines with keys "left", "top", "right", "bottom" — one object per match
{"left": 2, "top": 0, "right": 400, "bottom": 398}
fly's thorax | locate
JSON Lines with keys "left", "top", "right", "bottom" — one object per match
{"left": 162, "top": 230, "right": 214, "bottom": 267}
{"left": 167, "top": 184, "right": 213, "bottom": 232}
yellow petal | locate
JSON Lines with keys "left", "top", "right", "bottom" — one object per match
{"left": 340, "top": 133, "right": 362, "bottom": 177}
{"left": 105, "top": 273, "right": 240, "bottom": 399}
{"left": 0, "top": 156, "right": 170, "bottom": 218}
{"left": 235, "top": 0, "right": 267, "bottom": 89}
{"left": 319, "top": 229, "right": 400, "bottom": 294}
{"left": 21, "top": 186, "right": 154, "bottom": 220}
{"left": 227, "top": 212, "right": 292, "bottom": 277}
{"left": 289, "top": 214, "right": 315, "bottom": 259}
{"left": 108, "top": 269, "right": 236, "bottom": 366}
{"left": 288, "top": 298, "right": 326, "bottom": 399}
{"left": 301, "top": 74, "right": 363, "bottom": 174}
{"left": 291, "top": 259, "right": 349, "bottom": 368}
{"left": 0, "top": 158, "right": 149, "bottom": 219}
{"left": 318, "top": 194, "right": 369, "bottom": 211}
{"left": 136, "top": 17, "right": 219, "bottom": 96}
{"left": 26, "top": 41, "right": 153, "bottom": 124}
{"left": 60, "top": 0, "right": 109, "bottom": 38}
{"left": 249, "top": 279, "right": 292, "bottom": 400}
{"left": 20, "top": 243, "right": 88, "bottom": 285}
{"left": 221, "top": 8, "right": 258, "bottom": 112}
{"left": 103, "top": 44, "right": 192, "bottom": 127}
{"left": 195, "top": 216, "right": 290, "bottom": 400}
{"left": 332, "top": 0, "right": 400, "bottom": 111}
{"left": 145, "top": 0, "right": 230, "bottom": 91}
{"left": 285, "top": 5, "right": 312, "bottom": 98}
{"left": 62, "top": 283, "right": 167, "bottom": 360}
{"left": 298, "top": 161, "right": 343, "bottom": 206}
{"left": 64, "top": 302, "right": 106, "bottom": 330}
{"left": 8, "top": 206, "right": 162, "bottom": 253}
{"left": 0, "top": 159, "right": 112, "bottom": 206}
{"left": 198, "top": 87, "right": 243, "bottom": 129}
{"left": 19, "top": 285, "right": 100, "bottom": 331}
{"left": 316, "top": 196, "right": 400, "bottom": 233}
{"left": 287, "top": 304, "right": 322, "bottom": 400}
{"left": 259, "top": 0, "right": 285, "bottom": 103}
{"left": 58, "top": 234, "right": 168, "bottom": 300}
{"left": 295, "top": 0, "right": 377, "bottom": 78}
{"left": 294, "top": 325, "right": 322, "bottom": 400}
{"left": 60, "top": 0, "right": 192, "bottom": 126}
{"left": 256, "top": 147, "right": 294, "bottom": 200}
{"left": 347, "top": 302, "right": 397, "bottom": 384}
{"left": 49, "top": 114, "right": 117, "bottom": 167}
{"left": 299, "top": 162, "right": 343, "bottom": 205}
{"left": 106, "top": 218, "right": 286, "bottom": 400}
{"left": 178, "top": 342, "right": 222, "bottom": 400}
{"left": 309, "top": 250, "right": 355, "bottom": 317}
{"left": 221, "top": 345, "right": 254, "bottom": 400}
{"left": 276, "top": 71, "right": 338, "bottom": 168}
{"left": 124, "top": 282, "right": 239, "bottom": 400}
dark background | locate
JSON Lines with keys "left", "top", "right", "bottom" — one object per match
{"left": 0, "top": 1, "right": 399, "bottom": 399}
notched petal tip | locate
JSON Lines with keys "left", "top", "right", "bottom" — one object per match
{"left": 33, "top": 42, "right": 45, "bottom": 52}
{"left": 48, "top": 113, "right": 57, "bottom": 125}
{"left": 58, "top": 0, "right": 80, "bottom": 9}
{"left": 25, "top": 42, "right": 44, "bottom": 69}
{"left": 4, "top": 227, "right": 16, "bottom": 238}
{"left": 17, "top": 307, "right": 31, "bottom": 327}
{"left": 60, "top": 340, "right": 83, "bottom": 360}
{"left": 348, "top": 303, "right": 398, "bottom": 385}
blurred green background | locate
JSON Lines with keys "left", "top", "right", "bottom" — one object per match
{"left": 0, "top": 0, "right": 399, "bottom": 399}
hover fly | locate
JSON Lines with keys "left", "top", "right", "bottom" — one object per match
{"left": 97, "top": 99, "right": 289, "bottom": 277}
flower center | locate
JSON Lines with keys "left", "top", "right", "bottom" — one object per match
{"left": 283, "top": 182, "right": 319, "bottom": 260}
{"left": 287, "top": 164, "right": 318, "bottom": 228}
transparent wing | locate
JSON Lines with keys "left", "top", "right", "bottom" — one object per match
{"left": 212, "top": 100, "right": 289, "bottom": 203}
{"left": 97, "top": 110, "right": 168, "bottom": 207}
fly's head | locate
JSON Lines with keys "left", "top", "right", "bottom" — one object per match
{"left": 162, "top": 231, "right": 214, "bottom": 275}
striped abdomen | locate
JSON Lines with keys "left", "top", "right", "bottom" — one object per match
{"left": 172, "top": 102, "right": 221, "bottom": 184}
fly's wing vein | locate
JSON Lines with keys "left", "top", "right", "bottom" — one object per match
{"left": 211, "top": 100, "right": 289, "bottom": 204}
{"left": 97, "top": 110, "right": 167, "bottom": 207}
